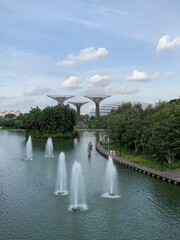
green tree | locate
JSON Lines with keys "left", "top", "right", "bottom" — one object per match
{"left": 23, "top": 105, "right": 77, "bottom": 138}
{"left": 106, "top": 99, "right": 180, "bottom": 165}
{"left": 148, "top": 101, "right": 180, "bottom": 163}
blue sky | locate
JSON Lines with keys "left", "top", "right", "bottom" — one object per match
{"left": 0, "top": 0, "right": 180, "bottom": 113}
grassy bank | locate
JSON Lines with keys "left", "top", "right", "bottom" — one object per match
{"left": 105, "top": 143, "right": 180, "bottom": 171}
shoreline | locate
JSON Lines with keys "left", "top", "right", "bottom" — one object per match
{"left": 96, "top": 142, "right": 180, "bottom": 185}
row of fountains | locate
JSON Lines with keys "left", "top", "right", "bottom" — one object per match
{"left": 25, "top": 136, "right": 120, "bottom": 212}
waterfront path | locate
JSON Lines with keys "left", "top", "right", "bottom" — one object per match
{"left": 96, "top": 142, "right": 180, "bottom": 185}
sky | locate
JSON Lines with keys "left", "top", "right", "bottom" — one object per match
{"left": 0, "top": 0, "right": 180, "bottom": 114}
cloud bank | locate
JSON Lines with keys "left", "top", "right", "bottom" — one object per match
{"left": 87, "top": 74, "right": 111, "bottom": 88}
{"left": 62, "top": 76, "right": 82, "bottom": 89}
{"left": 127, "top": 70, "right": 159, "bottom": 82}
{"left": 23, "top": 87, "right": 51, "bottom": 96}
{"left": 57, "top": 47, "right": 108, "bottom": 65}
{"left": 115, "top": 85, "right": 138, "bottom": 94}
{"left": 156, "top": 35, "right": 180, "bottom": 52}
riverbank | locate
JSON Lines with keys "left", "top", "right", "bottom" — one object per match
{"left": 96, "top": 142, "right": 180, "bottom": 185}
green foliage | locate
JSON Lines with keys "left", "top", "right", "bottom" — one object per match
{"left": 23, "top": 104, "right": 77, "bottom": 138}
{"left": 88, "top": 116, "right": 108, "bottom": 129}
{"left": 106, "top": 142, "right": 180, "bottom": 171}
{"left": 107, "top": 99, "right": 180, "bottom": 166}
{"left": 14, "top": 119, "right": 24, "bottom": 129}
{"left": 0, "top": 115, "right": 24, "bottom": 129}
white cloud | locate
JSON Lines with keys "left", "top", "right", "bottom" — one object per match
{"left": 57, "top": 47, "right": 108, "bottom": 65}
{"left": 23, "top": 87, "right": 51, "bottom": 96}
{"left": 127, "top": 69, "right": 159, "bottom": 82}
{"left": 115, "top": 85, "right": 138, "bottom": 94}
{"left": 87, "top": 74, "right": 111, "bottom": 88}
{"left": 84, "top": 84, "right": 137, "bottom": 97}
{"left": 102, "top": 85, "right": 138, "bottom": 95}
{"left": 156, "top": 35, "right": 180, "bottom": 52}
{"left": 83, "top": 87, "right": 109, "bottom": 96}
{"left": 164, "top": 70, "right": 175, "bottom": 78}
{"left": 62, "top": 76, "right": 82, "bottom": 89}
{"left": 0, "top": 95, "right": 48, "bottom": 113}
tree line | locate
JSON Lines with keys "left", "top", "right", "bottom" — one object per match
{"left": 106, "top": 98, "right": 180, "bottom": 164}
{"left": 0, "top": 98, "right": 179, "bottom": 162}
{"left": 0, "top": 105, "right": 77, "bottom": 139}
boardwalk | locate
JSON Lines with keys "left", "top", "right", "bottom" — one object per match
{"left": 96, "top": 142, "right": 180, "bottom": 185}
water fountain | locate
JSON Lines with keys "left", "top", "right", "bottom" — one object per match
{"left": 25, "top": 135, "right": 33, "bottom": 160}
{"left": 45, "top": 137, "right": 54, "bottom": 157}
{"left": 102, "top": 155, "right": 120, "bottom": 198}
{"left": 69, "top": 161, "right": 87, "bottom": 212}
{"left": 55, "top": 152, "right": 68, "bottom": 196}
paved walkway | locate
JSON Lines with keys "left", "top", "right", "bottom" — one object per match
{"left": 96, "top": 142, "right": 180, "bottom": 185}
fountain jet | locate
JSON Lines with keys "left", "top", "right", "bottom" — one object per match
{"left": 102, "top": 155, "right": 120, "bottom": 198}
{"left": 25, "top": 136, "right": 33, "bottom": 160}
{"left": 55, "top": 152, "right": 68, "bottom": 196}
{"left": 69, "top": 161, "right": 87, "bottom": 211}
{"left": 45, "top": 137, "right": 54, "bottom": 157}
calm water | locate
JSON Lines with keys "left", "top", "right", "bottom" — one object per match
{"left": 0, "top": 130, "right": 179, "bottom": 240}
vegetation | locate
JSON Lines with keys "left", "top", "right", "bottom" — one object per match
{"left": 105, "top": 99, "right": 180, "bottom": 169}
{"left": 0, "top": 113, "right": 24, "bottom": 129}
{"left": 23, "top": 105, "right": 77, "bottom": 139}
{"left": 105, "top": 142, "right": 180, "bottom": 170}
{"left": 0, "top": 98, "right": 179, "bottom": 170}
{"left": 88, "top": 116, "right": 107, "bottom": 129}
{"left": 0, "top": 105, "right": 77, "bottom": 139}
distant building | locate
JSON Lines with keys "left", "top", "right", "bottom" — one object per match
{"left": 88, "top": 101, "right": 151, "bottom": 117}
{"left": 0, "top": 110, "right": 22, "bottom": 117}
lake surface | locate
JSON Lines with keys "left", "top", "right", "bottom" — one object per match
{"left": 0, "top": 130, "right": 179, "bottom": 240}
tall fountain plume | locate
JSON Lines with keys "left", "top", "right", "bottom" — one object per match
{"left": 25, "top": 135, "right": 33, "bottom": 160}
{"left": 55, "top": 152, "right": 68, "bottom": 196}
{"left": 45, "top": 137, "right": 54, "bottom": 157}
{"left": 102, "top": 155, "right": 120, "bottom": 198}
{"left": 69, "top": 161, "right": 87, "bottom": 211}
